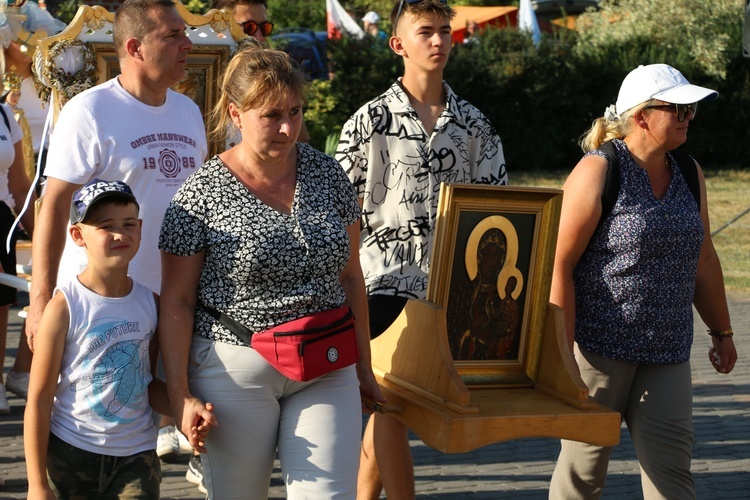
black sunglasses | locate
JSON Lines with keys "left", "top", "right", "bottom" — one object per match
{"left": 240, "top": 20, "right": 274, "bottom": 38}
{"left": 394, "top": 0, "right": 448, "bottom": 34}
{"left": 644, "top": 102, "right": 698, "bottom": 122}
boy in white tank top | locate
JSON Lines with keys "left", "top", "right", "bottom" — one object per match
{"left": 23, "top": 179, "right": 214, "bottom": 498}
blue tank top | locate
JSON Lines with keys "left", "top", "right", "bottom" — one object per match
{"left": 573, "top": 139, "right": 704, "bottom": 364}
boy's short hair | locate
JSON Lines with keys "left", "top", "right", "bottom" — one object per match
{"left": 70, "top": 179, "right": 140, "bottom": 224}
{"left": 390, "top": 0, "right": 454, "bottom": 35}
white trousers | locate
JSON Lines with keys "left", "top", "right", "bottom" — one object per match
{"left": 189, "top": 335, "right": 361, "bottom": 499}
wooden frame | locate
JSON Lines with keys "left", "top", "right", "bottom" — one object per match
{"left": 368, "top": 183, "right": 621, "bottom": 452}
{"left": 427, "top": 184, "right": 562, "bottom": 386}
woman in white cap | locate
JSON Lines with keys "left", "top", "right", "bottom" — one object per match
{"left": 548, "top": 63, "right": 738, "bottom": 499}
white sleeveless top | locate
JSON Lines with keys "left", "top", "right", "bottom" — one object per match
{"left": 50, "top": 277, "right": 158, "bottom": 456}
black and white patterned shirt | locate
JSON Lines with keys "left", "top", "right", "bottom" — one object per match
{"left": 159, "top": 144, "right": 361, "bottom": 345}
{"left": 336, "top": 79, "right": 508, "bottom": 299}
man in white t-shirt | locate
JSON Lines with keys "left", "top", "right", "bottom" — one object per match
{"left": 25, "top": 1, "right": 208, "bottom": 483}
{"left": 28, "top": 0, "right": 206, "bottom": 343}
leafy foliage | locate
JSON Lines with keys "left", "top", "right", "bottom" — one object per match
{"left": 575, "top": 0, "right": 744, "bottom": 79}
{"left": 304, "top": 35, "right": 402, "bottom": 148}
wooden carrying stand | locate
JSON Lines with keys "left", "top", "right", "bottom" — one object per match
{"left": 369, "top": 185, "right": 621, "bottom": 453}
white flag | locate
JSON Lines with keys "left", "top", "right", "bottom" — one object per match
{"left": 326, "top": 0, "right": 365, "bottom": 39}
{"left": 518, "top": 0, "right": 541, "bottom": 46}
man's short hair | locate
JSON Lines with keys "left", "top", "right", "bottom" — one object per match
{"left": 211, "top": 0, "right": 266, "bottom": 11}
{"left": 113, "top": 0, "right": 176, "bottom": 59}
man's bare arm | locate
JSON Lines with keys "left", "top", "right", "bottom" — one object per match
{"left": 26, "top": 178, "right": 81, "bottom": 349}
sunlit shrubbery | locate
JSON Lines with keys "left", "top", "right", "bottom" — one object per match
{"left": 575, "top": 0, "right": 744, "bottom": 79}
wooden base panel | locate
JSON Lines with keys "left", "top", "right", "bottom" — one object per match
{"left": 377, "top": 376, "right": 621, "bottom": 454}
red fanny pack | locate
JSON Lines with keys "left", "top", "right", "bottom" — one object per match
{"left": 203, "top": 304, "right": 358, "bottom": 382}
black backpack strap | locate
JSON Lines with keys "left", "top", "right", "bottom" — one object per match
{"left": 597, "top": 140, "right": 620, "bottom": 227}
{"left": 597, "top": 141, "right": 701, "bottom": 228}
{"left": 670, "top": 149, "right": 701, "bottom": 211}
{"left": 0, "top": 105, "right": 10, "bottom": 132}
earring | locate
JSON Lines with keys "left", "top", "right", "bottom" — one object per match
{"left": 641, "top": 129, "right": 646, "bottom": 142}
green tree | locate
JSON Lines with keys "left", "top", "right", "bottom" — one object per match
{"left": 575, "top": 0, "right": 744, "bottom": 79}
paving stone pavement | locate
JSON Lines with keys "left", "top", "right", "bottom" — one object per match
{"left": 2, "top": 292, "right": 748, "bottom": 499}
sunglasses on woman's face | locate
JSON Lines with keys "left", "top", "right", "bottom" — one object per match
{"left": 644, "top": 102, "right": 698, "bottom": 122}
{"left": 394, "top": 0, "right": 449, "bottom": 33}
{"left": 240, "top": 20, "right": 274, "bottom": 38}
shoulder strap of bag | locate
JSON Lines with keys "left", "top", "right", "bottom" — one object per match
{"left": 0, "top": 105, "right": 10, "bottom": 132}
{"left": 202, "top": 304, "right": 253, "bottom": 346}
{"left": 598, "top": 140, "right": 701, "bottom": 227}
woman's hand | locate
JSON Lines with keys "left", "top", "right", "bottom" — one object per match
{"left": 357, "top": 362, "right": 387, "bottom": 414}
{"left": 709, "top": 336, "right": 737, "bottom": 374}
{"left": 179, "top": 397, "right": 218, "bottom": 453}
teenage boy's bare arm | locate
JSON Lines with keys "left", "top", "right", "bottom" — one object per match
{"left": 27, "top": 179, "right": 81, "bottom": 349}
{"left": 24, "top": 293, "right": 69, "bottom": 499}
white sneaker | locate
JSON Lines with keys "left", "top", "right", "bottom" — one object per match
{"left": 186, "top": 454, "right": 207, "bottom": 494}
{"left": 6, "top": 370, "right": 29, "bottom": 400}
{"left": 176, "top": 427, "right": 194, "bottom": 454}
{"left": 157, "top": 425, "right": 193, "bottom": 460}
{"left": 0, "top": 384, "right": 10, "bottom": 414}
{"left": 157, "top": 425, "right": 180, "bottom": 460}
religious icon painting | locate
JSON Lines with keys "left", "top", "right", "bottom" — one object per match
{"left": 427, "top": 184, "right": 562, "bottom": 386}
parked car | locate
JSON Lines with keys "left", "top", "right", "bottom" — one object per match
{"left": 270, "top": 28, "right": 328, "bottom": 80}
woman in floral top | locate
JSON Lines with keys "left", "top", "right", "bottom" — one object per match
{"left": 549, "top": 64, "right": 737, "bottom": 499}
{"left": 157, "top": 46, "right": 384, "bottom": 499}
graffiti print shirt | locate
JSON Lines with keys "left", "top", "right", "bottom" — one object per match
{"left": 46, "top": 78, "right": 208, "bottom": 292}
{"left": 336, "top": 79, "right": 507, "bottom": 299}
{"left": 50, "top": 278, "right": 158, "bottom": 456}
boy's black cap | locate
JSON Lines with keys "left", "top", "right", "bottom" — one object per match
{"left": 70, "top": 179, "right": 139, "bottom": 224}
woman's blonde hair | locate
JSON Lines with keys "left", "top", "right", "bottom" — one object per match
{"left": 208, "top": 42, "right": 309, "bottom": 144}
{"left": 579, "top": 100, "right": 654, "bottom": 153}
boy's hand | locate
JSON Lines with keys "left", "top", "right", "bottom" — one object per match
{"left": 26, "top": 483, "right": 56, "bottom": 500}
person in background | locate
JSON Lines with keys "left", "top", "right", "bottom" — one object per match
{"left": 548, "top": 63, "right": 738, "bottom": 499}
{"left": 211, "top": 0, "right": 311, "bottom": 144}
{"left": 0, "top": 0, "right": 66, "bottom": 407}
{"left": 463, "top": 21, "right": 480, "bottom": 46}
{"left": 158, "top": 45, "right": 384, "bottom": 499}
{"left": 0, "top": 58, "right": 37, "bottom": 415}
{"left": 23, "top": 0, "right": 208, "bottom": 491}
{"left": 362, "top": 10, "right": 387, "bottom": 41}
{"left": 335, "top": 0, "right": 508, "bottom": 498}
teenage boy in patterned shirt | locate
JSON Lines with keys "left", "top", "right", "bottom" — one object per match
{"left": 335, "top": 1, "right": 508, "bottom": 498}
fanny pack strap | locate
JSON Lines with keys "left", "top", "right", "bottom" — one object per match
{"left": 202, "top": 304, "right": 253, "bottom": 346}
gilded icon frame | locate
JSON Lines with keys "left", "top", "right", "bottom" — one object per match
{"left": 426, "top": 184, "right": 563, "bottom": 387}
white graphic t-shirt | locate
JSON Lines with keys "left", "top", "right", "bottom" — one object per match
{"left": 46, "top": 78, "right": 208, "bottom": 292}
{"left": 50, "top": 278, "right": 158, "bottom": 456}
{"left": 336, "top": 80, "right": 508, "bottom": 299}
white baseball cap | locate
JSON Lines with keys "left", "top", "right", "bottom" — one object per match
{"left": 615, "top": 64, "right": 718, "bottom": 115}
{"left": 362, "top": 11, "right": 380, "bottom": 24}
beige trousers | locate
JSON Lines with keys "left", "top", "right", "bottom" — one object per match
{"left": 549, "top": 344, "right": 695, "bottom": 500}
